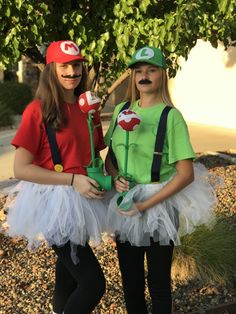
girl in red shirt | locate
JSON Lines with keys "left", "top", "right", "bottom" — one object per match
{"left": 7, "top": 40, "right": 106, "bottom": 314}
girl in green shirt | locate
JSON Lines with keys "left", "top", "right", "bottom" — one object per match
{"left": 105, "top": 46, "right": 217, "bottom": 314}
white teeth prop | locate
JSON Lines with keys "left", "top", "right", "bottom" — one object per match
{"left": 78, "top": 91, "right": 101, "bottom": 114}
{"left": 117, "top": 109, "right": 141, "bottom": 131}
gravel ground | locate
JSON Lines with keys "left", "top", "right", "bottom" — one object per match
{"left": 0, "top": 153, "right": 235, "bottom": 314}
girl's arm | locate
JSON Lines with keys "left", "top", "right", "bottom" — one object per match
{"left": 105, "top": 152, "right": 130, "bottom": 191}
{"left": 104, "top": 152, "right": 118, "bottom": 180}
{"left": 14, "top": 147, "right": 104, "bottom": 199}
{"left": 136, "top": 159, "right": 194, "bottom": 212}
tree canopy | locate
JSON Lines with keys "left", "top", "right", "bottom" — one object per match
{"left": 1, "top": 0, "right": 236, "bottom": 99}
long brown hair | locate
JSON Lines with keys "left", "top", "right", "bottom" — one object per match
{"left": 126, "top": 67, "right": 174, "bottom": 107}
{"left": 35, "top": 62, "right": 87, "bottom": 129}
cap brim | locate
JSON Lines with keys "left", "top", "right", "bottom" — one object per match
{"left": 128, "top": 59, "right": 166, "bottom": 69}
{"left": 58, "top": 55, "right": 88, "bottom": 63}
{"left": 47, "top": 55, "right": 88, "bottom": 64}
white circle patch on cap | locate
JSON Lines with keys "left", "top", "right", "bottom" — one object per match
{"left": 60, "top": 41, "right": 80, "bottom": 55}
{"left": 135, "top": 47, "right": 154, "bottom": 60}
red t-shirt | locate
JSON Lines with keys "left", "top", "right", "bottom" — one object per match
{"left": 12, "top": 99, "right": 106, "bottom": 175}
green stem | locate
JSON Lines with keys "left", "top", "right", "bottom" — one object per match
{"left": 124, "top": 131, "right": 129, "bottom": 177}
{"left": 88, "top": 113, "right": 95, "bottom": 167}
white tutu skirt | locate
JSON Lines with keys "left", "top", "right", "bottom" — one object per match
{"left": 6, "top": 182, "right": 107, "bottom": 255}
{"left": 107, "top": 163, "right": 220, "bottom": 246}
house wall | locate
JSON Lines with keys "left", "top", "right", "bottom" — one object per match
{"left": 169, "top": 40, "right": 236, "bottom": 130}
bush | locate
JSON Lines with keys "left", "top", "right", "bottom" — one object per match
{"left": 0, "top": 81, "right": 33, "bottom": 115}
{"left": 0, "top": 99, "right": 14, "bottom": 126}
{"left": 172, "top": 218, "right": 236, "bottom": 285}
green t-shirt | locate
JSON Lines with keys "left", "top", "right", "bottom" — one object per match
{"left": 105, "top": 101, "right": 196, "bottom": 184}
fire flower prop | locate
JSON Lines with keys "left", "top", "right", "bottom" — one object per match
{"left": 79, "top": 91, "right": 112, "bottom": 190}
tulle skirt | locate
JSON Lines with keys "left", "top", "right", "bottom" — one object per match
{"left": 6, "top": 181, "right": 107, "bottom": 257}
{"left": 106, "top": 163, "right": 220, "bottom": 246}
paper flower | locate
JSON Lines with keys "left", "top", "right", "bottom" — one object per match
{"left": 117, "top": 110, "right": 141, "bottom": 131}
{"left": 78, "top": 91, "right": 101, "bottom": 114}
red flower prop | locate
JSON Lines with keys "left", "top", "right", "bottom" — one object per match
{"left": 117, "top": 110, "right": 141, "bottom": 131}
{"left": 78, "top": 91, "right": 101, "bottom": 114}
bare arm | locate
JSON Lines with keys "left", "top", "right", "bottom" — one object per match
{"left": 136, "top": 159, "right": 194, "bottom": 212}
{"left": 14, "top": 147, "right": 104, "bottom": 199}
{"left": 14, "top": 147, "right": 72, "bottom": 185}
{"left": 104, "top": 152, "right": 118, "bottom": 180}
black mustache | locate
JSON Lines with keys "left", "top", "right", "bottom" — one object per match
{"left": 61, "top": 75, "right": 81, "bottom": 79}
{"left": 138, "top": 79, "right": 152, "bottom": 84}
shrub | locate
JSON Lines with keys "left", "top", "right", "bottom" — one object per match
{"left": 0, "top": 99, "right": 14, "bottom": 126}
{"left": 172, "top": 218, "right": 236, "bottom": 285}
{"left": 0, "top": 81, "right": 33, "bottom": 115}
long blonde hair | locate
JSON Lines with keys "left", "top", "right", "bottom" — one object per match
{"left": 35, "top": 63, "right": 87, "bottom": 129}
{"left": 126, "top": 67, "right": 174, "bottom": 107}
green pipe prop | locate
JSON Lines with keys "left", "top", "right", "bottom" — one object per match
{"left": 87, "top": 113, "right": 112, "bottom": 190}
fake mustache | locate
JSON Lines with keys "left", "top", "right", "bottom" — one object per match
{"left": 61, "top": 74, "right": 81, "bottom": 79}
{"left": 138, "top": 79, "right": 152, "bottom": 84}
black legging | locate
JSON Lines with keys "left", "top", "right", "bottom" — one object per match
{"left": 52, "top": 242, "right": 105, "bottom": 314}
{"left": 116, "top": 239, "right": 174, "bottom": 314}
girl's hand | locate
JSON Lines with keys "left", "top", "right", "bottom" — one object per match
{"left": 117, "top": 205, "right": 141, "bottom": 217}
{"left": 73, "top": 174, "right": 105, "bottom": 199}
{"left": 118, "top": 202, "right": 148, "bottom": 216}
{"left": 114, "top": 176, "right": 130, "bottom": 193}
{"left": 135, "top": 202, "right": 146, "bottom": 212}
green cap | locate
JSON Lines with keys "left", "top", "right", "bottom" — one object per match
{"left": 128, "top": 46, "right": 167, "bottom": 69}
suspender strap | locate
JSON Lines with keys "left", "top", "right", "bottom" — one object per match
{"left": 45, "top": 124, "right": 63, "bottom": 171}
{"left": 109, "top": 101, "right": 130, "bottom": 169}
{"left": 151, "top": 106, "right": 172, "bottom": 182}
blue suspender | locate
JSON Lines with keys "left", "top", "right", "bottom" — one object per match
{"left": 45, "top": 124, "right": 64, "bottom": 172}
{"left": 151, "top": 106, "right": 172, "bottom": 182}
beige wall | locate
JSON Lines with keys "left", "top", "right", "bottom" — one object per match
{"left": 169, "top": 40, "right": 236, "bottom": 130}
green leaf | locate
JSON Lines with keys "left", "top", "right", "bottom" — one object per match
{"left": 139, "top": 0, "right": 151, "bottom": 13}
{"left": 62, "top": 14, "right": 68, "bottom": 24}
{"left": 39, "top": 3, "right": 48, "bottom": 11}
{"left": 89, "top": 41, "right": 96, "bottom": 50}
{"left": 31, "top": 24, "right": 38, "bottom": 35}
{"left": 37, "top": 17, "right": 45, "bottom": 28}
{"left": 166, "top": 15, "right": 174, "bottom": 31}
{"left": 69, "top": 28, "right": 74, "bottom": 39}
{"left": 114, "top": 4, "right": 121, "bottom": 17}
{"left": 12, "top": 37, "right": 19, "bottom": 50}
{"left": 97, "top": 39, "right": 105, "bottom": 53}
{"left": 166, "top": 42, "right": 176, "bottom": 53}
{"left": 27, "top": 4, "right": 33, "bottom": 14}
{"left": 116, "top": 23, "right": 124, "bottom": 36}
{"left": 86, "top": 55, "right": 93, "bottom": 64}
{"left": 102, "top": 32, "right": 110, "bottom": 41}
{"left": 5, "top": 7, "right": 11, "bottom": 17}
{"left": 15, "top": 0, "right": 22, "bottom": 10}
{"left": 126, "top": 0, "right": 135, "bottom": 5}
{"left": 218, "top": 0, "right": 228, "bottom": 13}
{"left": 76, "top": 14, "right": 82, "bottom": 23}
{"left": 4, "top": 27, "right": 16, "bottom": 46}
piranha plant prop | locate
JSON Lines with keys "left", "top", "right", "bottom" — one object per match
{"left": 79, "top": 91, "right": 112, "bottom": 190}
{"left": 116, "top": 109, "right": 141, "bottom": 210}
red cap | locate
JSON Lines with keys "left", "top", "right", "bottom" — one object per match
{"left": 46, "top": 40, "right": 88, "bottom": 65}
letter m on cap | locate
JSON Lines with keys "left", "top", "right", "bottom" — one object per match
{"left": 64, "top": 43, "right": 77, "bottom": 51}
{"left": 61, "top": 41, "right": 80, "bottom": 55}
